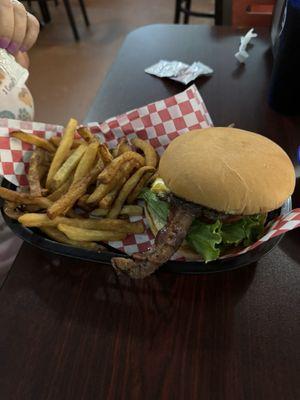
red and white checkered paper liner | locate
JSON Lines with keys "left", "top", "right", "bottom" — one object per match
{"left": 0, "top": 85, "right": 299, "bottom": 262}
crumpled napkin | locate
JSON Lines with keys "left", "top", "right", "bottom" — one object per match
{"left": 235, "top": 28, "right": 258, "bottom": 63}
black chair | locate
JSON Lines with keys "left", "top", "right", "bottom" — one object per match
{"left": 25, "top": 0, "right": 90, "bottom": 41}
{"left": 63, "top": 0, "right": 90, "bottom": 41}
{"left": 174, "top": 0, "right": 223, "bottom": 25}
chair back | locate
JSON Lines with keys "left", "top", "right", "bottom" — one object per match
{"left": 232, "top": 0, "right": 276, "bottom": 27}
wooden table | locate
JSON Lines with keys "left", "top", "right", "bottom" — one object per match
{"left": 1, "top": 25, "right": 299, "bottom": 400}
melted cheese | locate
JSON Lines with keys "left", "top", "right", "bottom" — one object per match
{"left": 151, "top": 178, "right": 169, "bottom": 194}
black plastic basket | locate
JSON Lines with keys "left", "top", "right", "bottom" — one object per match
{"left": 0, "top": 178, "right": 291, "bottom": 274}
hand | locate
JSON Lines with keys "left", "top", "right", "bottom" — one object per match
{"left": 0, "top": 0, "right": 39, "bottom": 54}
{"left": 15, "top": 50, "right": 29, "bottom": 69}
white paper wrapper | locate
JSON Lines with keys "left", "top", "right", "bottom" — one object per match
{"left": 145, "top": 60, "right": 213, "bottom": 84}
{"left": 235, "top": 28, "right": 258, "bottom": 63}
{"left": 0, "top": 49, "right": 29, "bottom": 95}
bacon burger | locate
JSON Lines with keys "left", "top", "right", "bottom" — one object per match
{"left": 112, "top": 127, "right": 295, "bottom": 278}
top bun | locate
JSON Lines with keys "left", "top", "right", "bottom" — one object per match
{"left": 158, "top": 127, "right": 295, "bottom": 215}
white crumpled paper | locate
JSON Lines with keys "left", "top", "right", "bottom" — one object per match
{"left": 235, "top": 28, "right": 258, "bottom": 63}
{"left": 145, "top": 60, "right": 213, "bottom": 85}
{"left": 0, "top": 49, "right": 29, "bottom": 95}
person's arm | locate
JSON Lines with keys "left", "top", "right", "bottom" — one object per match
{"left": 0, "top": 1, "right": 39, "bottom": 277}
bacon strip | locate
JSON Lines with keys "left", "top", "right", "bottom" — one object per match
{"left": 111, "top": 200, "right": 198, "bottom": 279}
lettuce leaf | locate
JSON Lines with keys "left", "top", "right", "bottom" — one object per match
{"left": 139, "top": 189, "right": 169, "bottom": 225}
{"left": 141, "top": 189, "right": 266, "bottom": 262}
{"left": 221, "top": 219, "right": 245, "bottom": 244}
{"left": 241, "top": 214, "right": 266, "bottom": 246}
{"left": 221, "top": 214, "right": 266, "bottom": 247}
{"left": 186, "top": 219, "right": 222, "bottom": 262}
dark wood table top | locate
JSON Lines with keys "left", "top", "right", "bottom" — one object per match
{"left": 1, "top": 24, "right": 299, "bottom": 400}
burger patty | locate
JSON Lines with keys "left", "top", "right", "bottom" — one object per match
{"left": 169, "top": 194, "right": 243, "bottom": 224}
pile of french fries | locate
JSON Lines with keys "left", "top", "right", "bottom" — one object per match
{"left": 0, "top": 118, "right": 158, "bottom": 251}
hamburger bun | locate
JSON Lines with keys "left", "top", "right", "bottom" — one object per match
{"left": 159, "top": 127, "right": 295, "bottom": 215}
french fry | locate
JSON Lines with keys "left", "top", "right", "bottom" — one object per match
{"left": 3, "top": 201, "right": 24, "bottom": 220}
{"left": 99, "top": 161, "right": 147, "bottom": 209}
{"left": 111, "top": 148, "right": 118, "bottom": 158}
{"left": 57, "top": 224, "right": 127, "bottom": 242}
{"left": 87, "top": 180, "right": 115, "bottom": 204}
{"left": 47, "top": 177, "right": 73, "bottom": 201}
{"left": 117, "top": 138, "right": 131, "bottom": 155}
{"left": 77, "top": 126, "right": 95, "bottom": 143}
{"left": 99, "top": 143, "right": 113, "bottom": 164}
{"left": 47, "top": 177, "right": 90, "bottom": 219}
{"left": 87, "top": 160, "right": 137, "bottom": 204}
{"left": 18, "top": 213, "right": 65, "bottom": 227}
{"left": 73, "top": 141, "right": 100, "bottom": 183}
{"left": 127, "top": 171, "right": 155, "bottom": 204}
{"left": 40, "top": 227, "right": 103, "bottom": 251}
{"left": 148, "top": 171, "right": 159, "bottom": 184}
{"left": 49, "top": 136, "right": 61, "bottom": 147}
{"left": 81, "top": 217, "right": 144, "bottom": 233}
{"left": 89, "top": 208, "right": 108, "bottom": 217}
{"left": 31, "top": 197, "right": 53, "bottom": 209}
{"left": 111, "top": 139, "right": 131, "bottom": 158}
{"left": 99, "top": 188, "right": 118, "bottom": 209}
{"left": 90, "top": 205, "right": 143, "bottom": 217}
{"left": 28, "top": 148, "right": 48, "bottom": 197}
{"left": 97, "top": 151, "right": 145, "bottom": 184}
{"left": 0, "top": 187, "right": 52, "bottom": 208}
{"left": 66, "top": 209, "right": 82, "bottom": 218}
{"left": 98, "top": 160, "right": 140, "bottom": 208}
{"left": 92, "top": 157, "right": 106, "bottom": 184}
{"left": 47, "top": 162, "right": 103, "bottom": 219}
{"left": 50, "top": 136, "right": 84, "bottom": 149}
{"left": 119, "top": 205, "right": 143, "bottom": 216}
{"left": 87, "top": 180, "right": 116, "bottom": 204}
{"left": 111, "top": 149, "right": 118, "bottom": 158}
{"left": 19, "top": 213, "right": 144, "bottom": 233}
{"left": 77, "top": 194, "right": 89, "bottom": 204}
{"left": 131, "top": 137, "right": 158, "bottom": 167}
{"left": 11, "top": 131, "right": 56, "bottom": 153}
{"left": 77, "top": 194, "right": 93, "bottom": 211}
{"left": 108, "top": 166, "right": 155, "bottom": 218}
{"left": 46, "top": 118, "right": 77, "bottom": 189}
{"left": 52, "top": 144, "right": 87, "bottom": 189}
